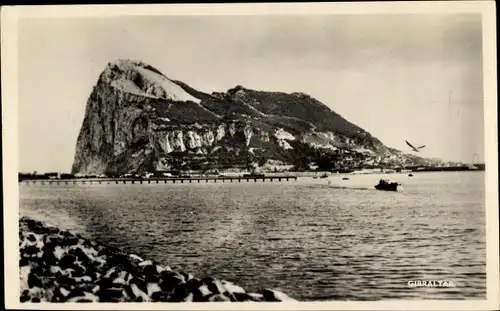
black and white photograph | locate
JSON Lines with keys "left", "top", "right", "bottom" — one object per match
{"left": 2, "top": 2, "right": 499, "bottom": 309}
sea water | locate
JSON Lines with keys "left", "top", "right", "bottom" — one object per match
{"left": 19, "top": 171, "right": 486, "bottom": 300}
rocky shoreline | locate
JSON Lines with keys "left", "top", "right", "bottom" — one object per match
{"left": 19, "top": 217, "right": 295, "bottom": 303}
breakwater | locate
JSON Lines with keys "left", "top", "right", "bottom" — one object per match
{"left": 412, "top": 166, "right": 484, "bottom": 172}
{"left": 19, "top": 176, "right": 298, "bottom": 186}
{"left": 19, "top": 217, "right": 295, "bottom": 302}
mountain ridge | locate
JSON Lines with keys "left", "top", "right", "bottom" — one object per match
{"left": 71, "top": 59, "right": 440, "bottom": 175}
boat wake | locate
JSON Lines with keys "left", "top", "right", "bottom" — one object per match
{"left": 304, "top": 185, "right": 373, "bottom": 191}
{"left": 304, "top": 184, "right": 412, "bottom": 193}
{"left": 330, "top": 186, "right": 374, "bottom": 191}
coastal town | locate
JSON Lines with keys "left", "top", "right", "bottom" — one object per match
{"left": 18, "top": 160, "right": 485, "bottom": 181}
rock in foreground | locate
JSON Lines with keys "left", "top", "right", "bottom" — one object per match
{"left": 19, "top": 217, "right": 295, "bottom": 303}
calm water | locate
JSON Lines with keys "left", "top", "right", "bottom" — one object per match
{"left": 19, "top": 171, "right": 486, "bottom": 300}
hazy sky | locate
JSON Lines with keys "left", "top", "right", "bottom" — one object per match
{"left": 18, "top": 14, "right": 484, "bottom": 173}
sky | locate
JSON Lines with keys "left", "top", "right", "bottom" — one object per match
{"left": 17, "top": 13, "right": 485, "bottom": 173}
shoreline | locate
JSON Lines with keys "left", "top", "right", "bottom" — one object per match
{"left": 19, "top": 216, "right": 295, "bottom": 303}
{"left": 18, "top": 168, "right": 484, "bottom": 183}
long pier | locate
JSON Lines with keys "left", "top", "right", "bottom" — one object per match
{"left": 19, "top": 175, "right": 298, "bottom": 186}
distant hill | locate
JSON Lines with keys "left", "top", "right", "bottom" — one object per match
{"left": 71, "top": 59, "right": 441, "bottom": 175}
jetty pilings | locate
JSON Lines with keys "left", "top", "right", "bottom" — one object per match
{"left": 19, "top": 175, "right": 298, "bottom": 186}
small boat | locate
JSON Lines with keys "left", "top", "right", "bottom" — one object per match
{"left": 342, "top": 177, "right": 350, "bottom": 180}
{"left": 374, "top": 179, "right": 401, "bottom": 192}
{"left": 408, "top": 173, "right": 414, "bottom": 177}
{"left": 319, "top": 173, "right": 329, "bottom": 179}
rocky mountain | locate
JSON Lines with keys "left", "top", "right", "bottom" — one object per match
{"left": 71, "top": 59, "right": 437, "bottom": 175}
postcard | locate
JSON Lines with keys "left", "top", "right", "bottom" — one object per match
{"left": 2, "top": 1, "right": 498, "bottom": 310}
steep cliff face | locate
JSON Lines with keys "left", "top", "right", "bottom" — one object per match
{"left": 72, "top": 59, "right": 430, "bottom": 175}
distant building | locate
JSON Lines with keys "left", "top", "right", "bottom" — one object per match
{"left": 44, "top": 172, "right": 60, "bottom": 179}
{"left": 60, "top": 173, "right": 75, "bottom": 179}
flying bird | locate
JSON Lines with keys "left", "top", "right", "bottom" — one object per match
{"left": 406, "top": 140, "right": 426, "bottom": 152}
